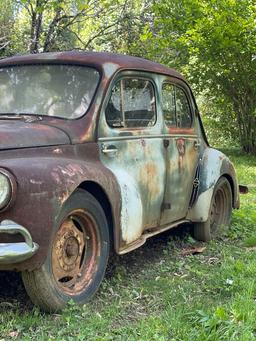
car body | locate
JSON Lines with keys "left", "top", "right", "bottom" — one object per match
{"left": 0, "top": 51, "right": 240, "bottom": 311}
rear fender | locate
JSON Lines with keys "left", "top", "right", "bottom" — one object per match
{"left": 187, "top": 148, "right": 239, "bottom": 222}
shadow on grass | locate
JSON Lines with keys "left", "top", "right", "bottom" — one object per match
{"left": 0, "top": 223, "right": 192, "bottom": 311}
{"left": 0, "top": 271, "right": 33, "bottom": 311}
{"left": 106, "top": 223, "right": 192, "bottom": 278}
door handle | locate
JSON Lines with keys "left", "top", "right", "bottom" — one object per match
{"left": 193, "top": 140, "right": 201, "bottom": 150}
{"left": 101, "top": 144, "right": 118, "bottom": 155}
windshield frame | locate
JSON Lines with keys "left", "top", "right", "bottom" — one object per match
{"left": 0, "top": 63, "right": 102, "bottom": 121}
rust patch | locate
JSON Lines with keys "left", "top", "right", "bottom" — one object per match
{"left": 52, "top": 209, "right": 99, "bottom": 295}
{"left": 176, "top": 138, "right": 185, "bottom": 156}
{"left": 140, "top": 163, "right": 160, "bottom": 198}
{"left": 169, "top": 127, "right": 195, "bottom": 135}
{"left": 0, "top": 143, "right": 121, "bottom": 272}
{"left": 176, "top": 138, "right": 185, "bottom": 170}
{"left": 145, "top": 163, "right": 157, "bottom": 178}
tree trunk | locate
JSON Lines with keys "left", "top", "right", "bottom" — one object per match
{"left": 235, "top": 106, "right": 256, "bottom": 155}
{"left": 29, "top": 0, "right": 45, "bottom": 53}
{"left": 43, "top": 8, "right": 61, "bottom": 52}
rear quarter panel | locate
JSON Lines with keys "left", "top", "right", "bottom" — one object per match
{"left": 187, "top": 147, "right": 239, "bottom": 222}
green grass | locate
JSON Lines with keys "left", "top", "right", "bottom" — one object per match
{"left": 0, "top": 148, "right": 255, "bottom": 340}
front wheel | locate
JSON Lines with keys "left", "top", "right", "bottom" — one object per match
{"left": 193, "top": 177, "right": 232, "bottom": 242}
{"left": 22, "top": 189, "right": 109, "bottom": 312}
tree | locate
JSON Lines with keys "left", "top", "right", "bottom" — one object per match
{"left": 146, "top": 0, "right": 256, "bottom": 154}
{"left": 0, "top": 0, "right": 16, "bottom": 57}
{"left": 14, "top": 0, "right": 131, "bottom": 53}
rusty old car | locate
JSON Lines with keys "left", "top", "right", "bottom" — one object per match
{"left": 0, "top": 51, "right": 240, "bottom": 311}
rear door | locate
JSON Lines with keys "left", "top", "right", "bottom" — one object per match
{"left": 160, "top": 79, "right": 200, "bottom": 225}
{"left": 98, "top": 72, "right": 166, "bottom": 250}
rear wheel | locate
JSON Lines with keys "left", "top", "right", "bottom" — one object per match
{"left": 193, "top": 177, "right": 232, "bottom": 241}
{"left": 22, "top": 189, "right": 109, "bottom": 312}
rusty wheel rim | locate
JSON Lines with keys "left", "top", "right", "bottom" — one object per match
{"left": 52, "top": 209, "right": 100, "bottom": 296}
{"left": 210, "top": 184, "right": 229, "bottom": 235}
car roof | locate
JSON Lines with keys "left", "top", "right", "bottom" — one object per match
{"left": 0, "top": 51, "right": 185, "bottom": 81}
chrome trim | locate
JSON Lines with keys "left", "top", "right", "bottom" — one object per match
{"left": 0, "top": 220, "right": 39, "bottom": 264}
{"left": 0, "top": 168, "right": 17, "bottom": 212}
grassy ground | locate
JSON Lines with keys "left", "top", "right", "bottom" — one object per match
{"left": 0, "top": 149, "right": 255, "bottom": 340}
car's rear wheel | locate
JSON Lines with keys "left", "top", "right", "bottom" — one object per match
{"left": 22, "top": 189, "right": 109, "bottom": 312}
{"left": 193, "top": 177, "right": 232, "bottom": 241}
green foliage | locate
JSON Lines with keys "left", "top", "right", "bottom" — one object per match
{"left": 150, "top": 0, "right": 256, "bottom": 154}
{"left": 0, "top": 0, "right": 16, "bottom": 57}
{"left": 198, "top": 94, "right": 240, "bottom": 148}
{"left": 7, "top": 0, "right": 140, "bottom": 54}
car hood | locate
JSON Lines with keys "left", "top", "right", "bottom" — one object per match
{"left": 0, "top": 120, "right": 70, "bottom": 150}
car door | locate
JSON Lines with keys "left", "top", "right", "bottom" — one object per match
{"left": 98, "top": 72, "right": 166, "bottom": 249}
{"left": 160, "top": 80, "right": 200, "bottom": 226}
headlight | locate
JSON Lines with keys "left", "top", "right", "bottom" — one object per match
{"left": 0, "top": 170, "right": 15, "bottom": 210}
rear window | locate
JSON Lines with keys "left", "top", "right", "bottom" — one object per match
{"left": 162, "top": 83, "right": 192, "bottom": 128}
{"left": 0, "top": 64, "right": 100, "bottom": 119}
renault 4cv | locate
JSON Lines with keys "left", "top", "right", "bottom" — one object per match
{"left": 0, "top": 52, "right": 240, "bottom": 311}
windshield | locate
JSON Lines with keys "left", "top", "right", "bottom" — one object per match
{"left": 0, "top": 64, "right": 100, "bottom": 119}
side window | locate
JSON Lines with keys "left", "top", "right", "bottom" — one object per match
{"left": 162, "top": 83, "right": 176, "bottom": 127}
{"left": 105, "top": 82, "right": 123, "bottom": 127}
{"left": 105, "top": 78, "right": 156, "bottom": 128}
{"left": 175, "top": 87, "right": 192, "bottom": 128}
{"left": 162, "top": 83, "right": 192, "bottom": 129}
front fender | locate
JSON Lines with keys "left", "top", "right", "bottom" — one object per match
{"left": 0, "top": 144, "right": 121, "bottom": 271}
{"left": 187, "top": 148, "right": 239, "bottom": 222}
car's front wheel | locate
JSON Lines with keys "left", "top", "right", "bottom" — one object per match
{"left": 22, "top": 189, "right": 110, "bottom": 312}
{"left": 193, "top": 177, "right": 232, "bottom": 241}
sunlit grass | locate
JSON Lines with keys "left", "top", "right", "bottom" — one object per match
{"left": 0, "top": 149, "right": 255, "bottom": 340}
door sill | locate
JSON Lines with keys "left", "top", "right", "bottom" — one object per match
{"left": 118, "top": 219, "right": 189, "bottom": 254}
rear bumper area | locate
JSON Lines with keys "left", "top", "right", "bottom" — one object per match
{"left": 239, "top": 184, "right": 249, "bottom": 194}
{"left": 0, "top": 220, "right": 39, "bottom": 264}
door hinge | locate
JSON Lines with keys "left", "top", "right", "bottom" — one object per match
{"left": 163, "top": 139, "right": 169, "bottom": 148}
{"left": 193, "top": 178, "right": 200, "bottom": 188}
{"left": 161, "top": 202, "right": 171, "bottom": 211}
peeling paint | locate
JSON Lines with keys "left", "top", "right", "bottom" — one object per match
{"left": 30, "top": 179, "right": 43, "bottom": 185}
{"left": 103, "top": 62, "right": 119, "bottom": 78}
{"left": 187, "top": 187, "right": 214, "bottom": 221}
{"left": 187, "top": 147, "right": 240, "bottom": 221}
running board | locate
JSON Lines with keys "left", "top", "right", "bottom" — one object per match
{"left": 118, "top": 219, "right": 189, "bottom": 254}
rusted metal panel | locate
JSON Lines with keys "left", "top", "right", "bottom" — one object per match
{"left": 160, "top": 135, "right": 200, "bottom": 225}
{"left": 0, "top": 121, "right": 70, "bottom": 149}
{"left": 159, "top": 75, "right": 201, "bottom": 225}
{"left": 0, "top": 52, "right": 185, "bottom": 81}
{"left": 187, "top": 147, "right": 240, "bottom": 222}
{"left": 98, "top": 71, "right": 166, "bottom": 251}
{"left": 99, "top": 137, "right": 166, "bottom": 251}
{"left": 0, "top": 143, "right": 121, "bottom": 271}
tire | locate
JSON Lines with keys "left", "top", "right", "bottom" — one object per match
{"left": 22, "top": 189, "right": 110, "bottom": 312}
{"left": 193, "top": 177, "right": 232, "bottom": 242}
